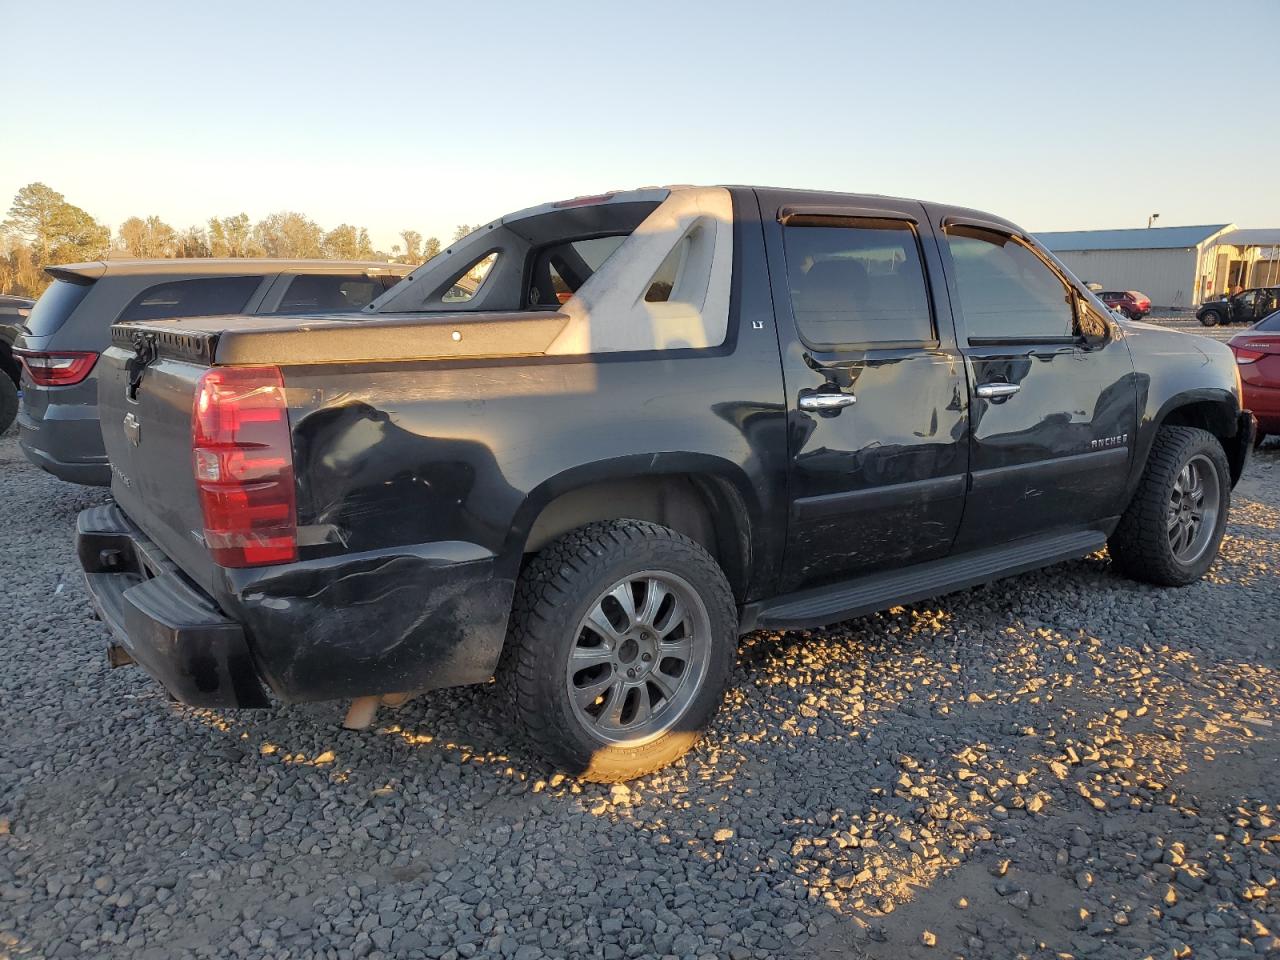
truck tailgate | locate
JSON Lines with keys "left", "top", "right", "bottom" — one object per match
{"left": 97, "top": 343, "right": 221, "bottom": 594}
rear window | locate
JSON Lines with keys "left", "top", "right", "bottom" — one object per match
{"left": 528, "top": 236, "right": 627, "bottom": 307}
{"left": 1257, "top": 310, "right": 1280, "bottom": 331}
{"left": 117, "top": 276, "right": 261, "bottom": 323}
{"left": 24, "top": 279, "right": 94, "bottom": 338}
{"left": 272, "top": 274, "right": 386, "bottom": 314}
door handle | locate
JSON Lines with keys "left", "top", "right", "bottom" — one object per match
{"left": 799, "top": 392, "right": 856, "bottom": 412}
{"left": 976, "top": 382, "right": 1020, "bottom": 399}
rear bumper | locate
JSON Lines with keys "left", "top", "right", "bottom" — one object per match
{"left": 78, "top": 504, "right": 269, "bottom": 707}
{"left": 1242, "top": 382, "right": 1280, "bottom": 431}
{"left": 77, "top": 503, "right": 515, "bottom": 708}
{"left": 18, "top": 397, "right": 111, "bottom": 486}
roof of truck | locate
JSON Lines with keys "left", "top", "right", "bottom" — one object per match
{"left": 46, "top": 259, "right": 411, "bottom": 282}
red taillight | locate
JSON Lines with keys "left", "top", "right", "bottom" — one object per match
{"left": 14, "top": 349, "right": 98, "bottom": 386}
{"left": 1231, "top": 337, "right": 1280, "bottom": 363}
{"left": 1234, "top": 348, "right": 1265, "bottom": 364}
{"left": 192, "top": 366, "right": 297, "bottom": 568}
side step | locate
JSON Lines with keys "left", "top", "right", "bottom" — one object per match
{"left": 742, "top": 529, "right": 1106, "bottom": 632}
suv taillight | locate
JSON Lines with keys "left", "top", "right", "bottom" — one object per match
{"left": 14, "top": 349, "right": 98, "bottom": 386}
{"left": 192, "top": 366, "right": 297, "bottom": 568}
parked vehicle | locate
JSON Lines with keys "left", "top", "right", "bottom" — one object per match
{"left": 1229, "top": 310, "right": 1280, "bottom": 445}
{"left": 1197, "top": 286, "right": 1280, "bottom": 327}
{"left": 0, "top": 294, "right": 35, "bottom": 434}
{"left": 77, "top": 187, "right": 1255, "bottom": 782}
{"left": 1098, "top": 290, "right": 1151, "bottom": 320}
{"left": 13, "top": 260, "right": 411, "bottom": 484}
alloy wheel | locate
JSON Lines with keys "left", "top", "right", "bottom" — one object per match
{"left": 565, "top": 571, "right": 712, "bottom": 745}
{"left": 1167, "top": 453, "right": 1220, "bottom": 564}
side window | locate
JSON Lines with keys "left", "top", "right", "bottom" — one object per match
{"left": 644, "top": 238, "right": 686, "bottom": 303}
{"left": 442, "top": 252, "right": 498, "bottom": 303}
{"left": 782, "top": 219, "right": 934, "bottom": 346}
{"left": 273, "top": 274, "right": 383, "bottom": 313}
{"left": 118, "top": 276, "right": 261, "bottom": 322}
{"left": 945, "top": 226, "right": 1074, "bottom": 341}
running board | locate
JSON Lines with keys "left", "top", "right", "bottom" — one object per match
{"left": 741, "top": 529, "right": 1106, "bottom": 632}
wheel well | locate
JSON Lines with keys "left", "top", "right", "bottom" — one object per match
{"left": 1160, "top": 400, "right": 1236, "bottom": 439}
{"left": 1159, "top": 400, "right": 1247, "bottom": 484}
{"left": 523, "top": 474, "right": 751, "bottom": 601}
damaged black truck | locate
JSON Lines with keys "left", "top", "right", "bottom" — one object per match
{"left": 79, "top": 186, "right": 1254, "bottom": 781}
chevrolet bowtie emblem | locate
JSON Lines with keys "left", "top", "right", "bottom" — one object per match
{"left": 123, "top": 412, "right": 141, "bottom": 447}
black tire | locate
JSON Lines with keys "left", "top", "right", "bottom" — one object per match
{"left": 0, "top": 374, "right": 17, "bottom": 436}
{"left": 1108, "top": 426, "right": 1231, "bottom": 586}
{"left": 505, "top": 519, "right": 736, "bottom": 782}
{"left": 1199, "top": 310, "right": 1220, "bottom": 327}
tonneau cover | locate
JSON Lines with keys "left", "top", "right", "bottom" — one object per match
{"left": 110, "top": 310, "right": 571, "bottom": 366}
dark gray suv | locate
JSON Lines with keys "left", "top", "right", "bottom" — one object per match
{"left": 14, "top": 259, "right": 411, "bottom": 484}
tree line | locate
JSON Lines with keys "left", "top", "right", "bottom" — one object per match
{"left": 0, "top": 182, "right": 473, "bottom": 298}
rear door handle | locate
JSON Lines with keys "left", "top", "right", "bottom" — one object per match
{"left": 976, "top": 382, "right": 1020, "bottom": 399}
{"left": 799, "top": 393, "right": 857, "bottom": 411}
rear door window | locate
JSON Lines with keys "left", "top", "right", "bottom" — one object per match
{"left": 118, "top": 276, "right": 262, "bottom": 322}
{"left": 272, "top": 274, "right": 385, "bottom": 313}
{"left": 782, "top": 219, "right": 935, "bottom": 346}
{"left": 944, "top": 226, "right": 1075, "bottom": 342}
{"left": 24, "top": 279, "right": 94, "bottom": 337}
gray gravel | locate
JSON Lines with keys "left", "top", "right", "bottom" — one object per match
{"left": 1, "top": 427, "right": 1277, "bottom": 960}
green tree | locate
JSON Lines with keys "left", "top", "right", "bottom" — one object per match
{"left": 253, "top": 212, "right": 323, "bottom": 259}
{"left": 208, "top": 213, "right": 251, "bottom": 257}
{"left": 322, "top": 223, "right": 378, "bottom": 261}
{"left": 3, "top": 182, "right": 109, "bottom": 265}
{"left": 423, "top": 236, "right": 441, "bottom": 261}
{"left": 117, "top": 215, "right": 178, "bottom": 258}
{"left": 398, "top": 229, "right": 423, "bottom": 264}
{"left": 175, "top": 225, "right": 211, "bottom": 258}
{"left": 452, "top": 224, "right": 475, "bottom": 243}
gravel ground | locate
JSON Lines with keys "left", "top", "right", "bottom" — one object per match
{"left": 1, "top": 421, "right": 1278, "bottom": 959}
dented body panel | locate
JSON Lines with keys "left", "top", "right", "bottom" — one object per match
{"left": 78, "top": 185, "right": 1252, "bottom": 710}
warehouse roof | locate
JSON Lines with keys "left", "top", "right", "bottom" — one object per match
{"left": 1035, "top": 224, "right": 1231, "bottom": 252}
{"left": 1211, "top": 228, "right": 1280, "bottom": 248}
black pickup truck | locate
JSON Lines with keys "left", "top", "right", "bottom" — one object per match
{"left": 79, "top": 186, "right": 1255, "bottom": 782}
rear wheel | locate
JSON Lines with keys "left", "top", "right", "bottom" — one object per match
{"left": 505, "top": 519, "right": 737, "bottom": 782}
{"left": 0, "top": 375, "right": 17, "bottom": 435}
{"left": 1108, "top": 426, "right": 1230, "bottom": 586}
{"left": 1199, "top": 310, "right": 1220, "bottom": 327}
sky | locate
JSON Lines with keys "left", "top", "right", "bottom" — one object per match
{"left": 2, "top": 0, "right": 1277, "bottom": 253}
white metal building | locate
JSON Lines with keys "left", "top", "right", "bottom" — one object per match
{"left": 1034, "top": 224, "right": 1230, "bottom": 310}
{"left": 1035, "top": 224, "right": 1280, "bottom": 310}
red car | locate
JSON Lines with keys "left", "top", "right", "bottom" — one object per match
{"left": 1229, "top": 310, "right": 1280, "bottom": 445}
{"left": 1099, "top": 290, "right": 1152, "bottom": 320}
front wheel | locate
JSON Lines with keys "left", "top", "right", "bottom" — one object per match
{"left": 505, "top": 519, "right": 737, "bottom": 782}
{"left": 1199, "top": 310, "right": 1220, "bottom": 327}
{"left": 1108, "top": 426, "right": 1230, "bottom": 586}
